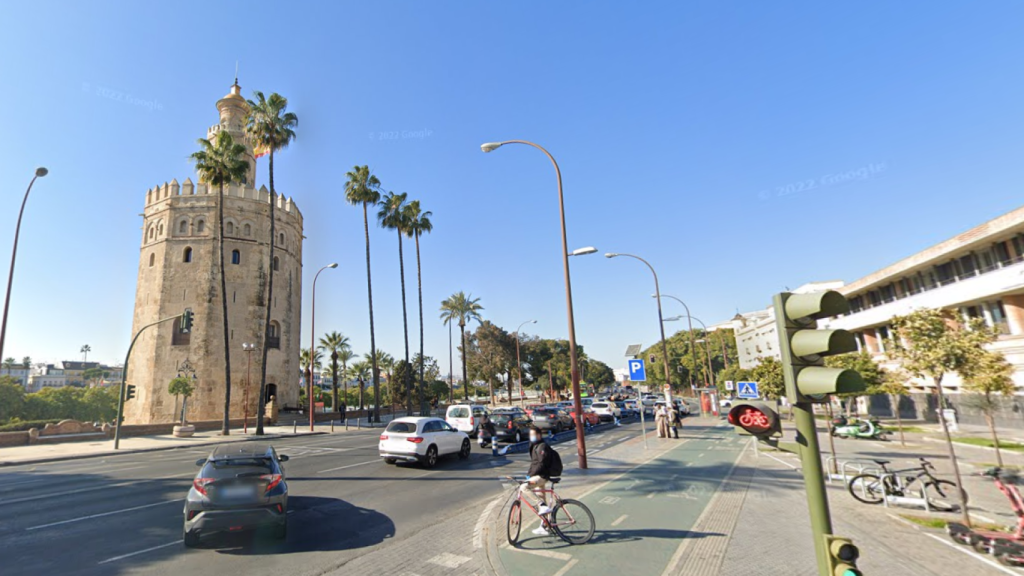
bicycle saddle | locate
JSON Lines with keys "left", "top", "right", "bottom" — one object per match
{"left": 872, "top": 459, "right": 890, "bottom": 466}
{"left": 549, "top": 477, "right": 562, "bottom": 484}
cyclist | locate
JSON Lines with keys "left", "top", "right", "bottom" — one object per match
{"left": 523, "top": 425, "right": 556, "bottom": 535}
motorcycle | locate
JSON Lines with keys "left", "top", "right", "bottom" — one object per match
{"left": 830, "top": 415, "right": 890, "bottom": 440}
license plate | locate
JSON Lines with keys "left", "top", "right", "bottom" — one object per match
{"left": 220, "top": 486, "right": 255, "bottom": 498}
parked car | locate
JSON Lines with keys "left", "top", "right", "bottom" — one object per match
{"left": 571, "top": 407, "right": 601, "bottom": 427}
{"left": 591, "top": 401, "right": 621, "bottom": 422}
{"left": 445, "top": 404, "right": 489, "bottom": 437}
{"left": 490, "top": 412, "right": 533, "bottom": 443}
{"left": 531, "top": 407, "right": 574, "bottom": 432}
{"left": 379, "top": 417, "right": 471, "bottom": 467}
{"left": 184, "top": 444, "right": 290, "bottom": 547}
{"left": 719, "top": 398, "right": 734, "bottom": 408}
{"left": 617, "top": 400, "right": 638, "bottom": 418}
{"left": 556, "top": 401, "right": 574, "bottom": 411}
{"left": 524, "top": 403, "right": 546, "bottom": 417}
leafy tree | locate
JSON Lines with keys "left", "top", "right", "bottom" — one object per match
{"left": 2, "top": 358, "right": 14, "bottom": 372}
{"left": 168, "top": 376, "right": 195, "bottom": 424}
{"left": 190, "top": 130, "right": 249, "bottom": 436}
{"left": 348, "top": 360, "right": 371, "bottom": 411}
{"left": 246, "top": 90, "right": 298, "bottom": 435}
{"left": 378, "top": 190, "right": 413, "bottom": 415}
{"left": 405, "top": 200, "right": 433, "bottom": 414}
{"left": 466, "top": 320, "right": 515, "bottom": 404}
{"left": 585, "top": 359, "right": 615, "bottom": 390}
{"left": 879, "top": 367, "right": 911, "bottom": 446}
{"left": 750, "top": 357, "right": 784, "bottom": 400}
{"left": 21, "top": 356, "right": 31, "bottom": 369}
{"left": 716, "top": 366, "right": 752, "bottom": 396}
{"left": 345, "top": 165, "right": 383, "bottom": 421}
{"left": 440, "top": 291, "right": 484, "bottom": 401}
{"left": 961, "top": 350, "right": 1015, "bottom": 466}
{"left": 83, "top": 367, "right": 109, "bottom": 386}
{"left": 825, "top": 351, "right": 885, "bottom": 413}
{"left": 0, "top": 376, "right": 26, "bottom": 422}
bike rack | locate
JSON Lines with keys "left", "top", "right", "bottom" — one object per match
{"left": 825, "top": 457, "right": 882, "bottom": 484}
{"left": 880, "top": 475, "right": 933, "bottom": 513}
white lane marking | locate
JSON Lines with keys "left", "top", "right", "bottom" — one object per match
{"left": 589, "top": 449, "right": 602, "bottom": 455}
{"left": 924, "top": 533, "right": 1019, "bottom": 575}
{"left": 501, "top": 542, "right": 573, "bottom": 560}
{"left": 473, "top": 495, "right": 503, "bottom": 549}
{"left": 552, "top": 558, "right": 579, "bottom": 576}
{"left": 26, "top": 499, "right": 183, "bottom": 530}
{"left": 427, "top": 552, "right": 471, "bottom": 568}
{"left": 610, "top": 514, "right": 628, "bottom": 526}
{"left": 317, "top": 459, "right": 381, "bottom": 473}
{"left": 762, "top": 451, "right": 799, "bottom": 470}
{"left": 697, "top": 453, "right": 704, "bottom": 458}
{"left": 598, "top": 496, "right": 620, "bottom": 505}
{"left": 97, "top": 541, "right": 179, "bottom": 564}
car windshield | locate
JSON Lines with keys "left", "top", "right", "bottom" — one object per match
{"left": 448, "top": 407, "right": 470, "bottom": 418}
{"left": 491, "top": 415, "right": 513, "bottom": 425}
{"left": 386, "top": 421, "right": 418, "bottom": 433}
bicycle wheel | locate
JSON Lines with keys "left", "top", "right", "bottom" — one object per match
{"left": 922, "top": 480, "right": 968, "bottom": 512}
{"left": 550, "top": 499, "right": 595, "bottom": 545}
{"left": 507, "top": 500, "right": 521, "bottom": 545}
{"left": 847, "top": 474, "right": 885, "bottom": 504}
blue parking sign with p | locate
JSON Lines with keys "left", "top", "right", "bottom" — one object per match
{"left": 628, "top": 359, "right": 646, "bottom": 382}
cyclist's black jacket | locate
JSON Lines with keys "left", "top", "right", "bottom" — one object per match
{"left": 528, "top": 440, "right": 555, "bottom": 479}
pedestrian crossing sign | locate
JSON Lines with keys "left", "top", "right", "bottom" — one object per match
{"left": 736, "top": 381, "right": 759, "bottom": 399}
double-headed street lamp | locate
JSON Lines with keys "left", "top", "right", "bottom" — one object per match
{"left": 481, "top": 140, "right": 590, "bottom": 469}
{"left": 655, "top": 294, "right": 698, "bottom": 392}
{"left": 514, "top": 319, "right": 537, "bottom": 407}
{"left": 0, "top": 167, "right": 48, "bottom": 362}
{"left": 309, "top": 263, "right": 338, "bottom": 431}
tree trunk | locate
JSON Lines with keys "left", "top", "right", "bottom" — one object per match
{"left": 218, "top": 181, "right": 233, "bottom": 436}
{"left": 893, "top": 394, "right": 906, "bottom": 447}
{"left": 987, "top": 412, "right": 1004, "bottom": 467}
{"left": 448, "top": 321, "right": 454, "bottom": 405}
{"left": 825, "top": 402, "right": 839, "bottom": 475}
{"left": 933, "top": 374, "right": 971, "bottom": 527}
{"left": 342, "top": 360, "right": 348, "bottom": 420}
{"left": 460, "top": 324, "right": 469, "bottom": 401}
{"left": 397, "top": 229, "right": 411, "bottom": 416}
{"left": 415, "top": 233, "right": 427, "bottom": 415}
{"left": 256, "top": 151, "right": 276, "bottom": 435}
{"left": 358, "top": 378, "right": 364, "bottom": 412}
{"left": 332, "top": 357, "right": 339, "bottom": 414}
{"left": 364, "top": 203, "right": 380, "bottom": 423}
{"left": 507, "top": 370, "right": 514, "bottom": 403}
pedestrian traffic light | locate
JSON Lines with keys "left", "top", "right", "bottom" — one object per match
{"left": 824, "top": 535, "right": 862, "bottom": 576}
{"left": 180, "top": 309, "right": 193, "bottom": 333}
{"left": 727, "top": 402, "right": 781, "bottom": 440}
{"left": 125, "top": 384, "right": 137, "bottom": 401}
{"left": 772, "top": 291, "right": 865, "bottom": 403}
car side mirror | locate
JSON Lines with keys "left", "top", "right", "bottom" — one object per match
{"left": 279, "top": 454, "right": 290, "bottom": 462}
{"left": 195, "top": 458, "right": 206, "bottom": 466}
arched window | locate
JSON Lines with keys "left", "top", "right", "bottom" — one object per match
{"left": 273, "top": 256, "right": 280, "bottom": 271}
{"left": 183, "top": 247, "right": 193, "bottom": 263}
{"left": 226, "top": 222, "right": 234, "bottom": 235}
{"left": 196, "top": 220, "right": 205, "bottom": 234}
{"left": 243, "top": 223, "right": 251, "bottom": 236}
{"left": 158, "top": 222, "right": 164, "bottom": 236}
{"left": 148, "top": 226, "right": 155, "bottom": 240}
{"left": 279, "top": 232, "right": 285, "bottom": 245}
{"left": 231, "top": 250, "right": 240, "bottom": 265}
{"left": 148, "top": 253, "right": 155, "bottom": 267}
{"left": 268, "top": 321, "right": 281, "bottom": 349}
{"left": 178, "top": 220, "right": 187, "bottom": 234}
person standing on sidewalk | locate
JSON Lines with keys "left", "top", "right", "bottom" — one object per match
{"left": 655, "top": 404, "right": 668, "bottom": 438}
{"left": 667, "top": 403, "right": 680, "bottom": 439}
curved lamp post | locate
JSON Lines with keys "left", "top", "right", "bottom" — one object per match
{"left": 0, "top": 167, "right": 48, "bottom": 362}
{"left": 309, "top": 263, "right": 338, "bottom": 431}
{"left": 481, "top": 140, "right": 589, "bottom": 469}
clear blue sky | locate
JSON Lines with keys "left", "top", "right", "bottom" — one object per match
{"left": 1, "top": 1, "right": 1023, "bottom": 374}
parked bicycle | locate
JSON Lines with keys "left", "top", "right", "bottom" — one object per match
{"left": 502, "top": 475, "right": 595, "bottom": 545}
{"left": 847, "top": 457, "right": 968, "bottom": 512}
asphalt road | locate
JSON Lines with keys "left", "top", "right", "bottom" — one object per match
{"left": 0, "top": 419, "right": 649, "bottom": 576}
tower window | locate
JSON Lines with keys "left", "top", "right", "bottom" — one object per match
{"left": 243, "top": 223, "right": 251, "bottom": 236}
{"left": 148, "top": 226, "right": 155, "bottom": 240}
{"left": 226, "top": 222, "right": 234, "bottom": 235}
{"left": 268, "top": 321, "right": 281, "bottom": 349}
{"left": 183, "top": 247, "right": 193, "bottom": 263}
{"left": 273, "top": 256, "right": 280, "bottom": 271}
{"left": 179, "top": 220, "right": 187, "bottom": 234}
{"left": 149, "top": 253, "right": 155, "bottom": 267}
{"left": 279, "top": 232, "right": 285, "bottom": 245}
{"left": 158, "top": 222, "right": 164, "bottom": 236}
{"left": 196, "top": 219, "right": 206, "bottom": 234}
{"left": 231, "top": 250, "right": 240, "bottom": 265}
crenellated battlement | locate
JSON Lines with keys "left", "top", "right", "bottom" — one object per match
{"left": 143, "top": 177, "right": 302, "bottom": 219}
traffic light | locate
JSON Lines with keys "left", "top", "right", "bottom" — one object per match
{"left": 824, "top": 535, "right": 862, "bottom": 576}
{"left": 772, "top": 291, "right": 865, "bottom": 403}
{"left": 649, "top": 354, "right": 656, "bottom": 363}
{"left": 125, "top": 384, "right": 137, "bottom": 401}
{"left": 727, "top": 402, "right": 781, "bottom": 440}
{"left": 180, "top": 309, "right": 194, "bottom": 333}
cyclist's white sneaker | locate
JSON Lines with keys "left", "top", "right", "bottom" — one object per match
{"left": 531, "top": 526, "right": 551, "bottom": 536}
{"left": 537, "top": 504, "right": 553, "bottom": 515}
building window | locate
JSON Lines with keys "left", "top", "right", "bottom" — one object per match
{"left": 196, "top": 219, "right": 206, "bottom": 234}
{"left": 231, "top": 250, "right": 240, "bottom": 265}
{"left": 243, "top": 223, "right": 251, "bottom": 236}
{"left": 995, "top": 241, "right": 1013, "bottom": 265}
{"left": 279, "top": 232, "right": 285, "bottom": 245}
{"left": 879, "top": 284, "right": 895, "bottom": 303}
{"left": 268, "top": 321, "right": 281, "bottom": 349}
{"left": 158, "top": 222, "right": 164, "bottom": 236}
{"left": 226, "top": 222, "right": 234, "bottom": 235}
{"left": 183, "top": 247, "right": 193, "bottom": 263}
{"left": 148, "top": 226, "right": 155, "bottom": 240}
{"left": 273, "top": 256, "right": 280, "bottom": 271}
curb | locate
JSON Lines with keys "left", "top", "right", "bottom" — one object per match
{"left": 0, "top": 431, "right": 327, "bottom": 467}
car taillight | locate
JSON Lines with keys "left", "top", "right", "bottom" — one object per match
{"left": 380, "top": 434, "right": 388, "bottom": 440}
{"left": 261, "top": 474, "right": 283, "bottom": 493}
{"left": 407, "top": 436, "right": 424, "bottom": 444}
{"left": 508, "top": 421, "right": 514, "bottom": 429}
{"left": 470, "top": 417, "right": 475, "bottom": 425}
{"left": 193, "top": 478, "right": 214, "bottom": 496}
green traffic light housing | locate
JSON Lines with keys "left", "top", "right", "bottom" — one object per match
{"left": 824, "top": 535, "right": 862, "bottom": 576}
{"left": 180, "top": 309, "right": 193, "bottom": 333}
{"left": 125, "top": 384, "right": 137, "bottom": 401}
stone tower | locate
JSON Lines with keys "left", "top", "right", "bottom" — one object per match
{"left": 124, "top": 82, "right": 303, "bottom": 425}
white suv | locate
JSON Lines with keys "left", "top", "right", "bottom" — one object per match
{"left": 445, "top": 404, "right": 488, "bottom": 436}
{"left": 379, "top": 417, "right": 471, "bottom": 468}
{"left": 590, "top": 401, "right": 621, "bottom": 422}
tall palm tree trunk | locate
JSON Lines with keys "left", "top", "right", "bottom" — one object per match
{"left": 397, "top": 229, "right": 411, "bottom": 416}
{"left": 218, "top": 181, "right": 233, "bottom": 435}
{"left": 363, "top": 203, "right": 381, "bottom": 423}
{"left": 460, "top": 324, "right": 469, "bottom": 401}
{"left": 332, "top": 357, "right": 339, "bottom": 415}
{"left": 342, "top": 360, "right": 349, "bottom": 419}
{"left": 415, "top": 233, "right": 426, "bottom": 415}
{"left": 256, "top": 152, "right": 277, "bottom": 435}
{"left": 448, "top": 321, "right": 454, "bottom": 404}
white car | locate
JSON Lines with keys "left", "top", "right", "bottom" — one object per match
{"left": 590, "top": 401, "right": 621, "bottom": 422}
{"left": 379, "top": 417, "right": 471, "bottom": 467}
{"left": 445, "top": 404, "right": 489, "bottom": 436}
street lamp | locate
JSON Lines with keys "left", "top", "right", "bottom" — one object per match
{"left": 514, "top": 319, "right": 537, "bottom": 407}
{"left": 659, "top": 292, "right": 717, "bottom": 390}
{"left": 0, "top": 167, "right": 48, "bottom": 362}
{"left": 309, "top": 263, "right": 338, "bottom": 431}
{"left": 482, "top": 139, "right": 590, "bottom": 469}
{"left": 569, "top": 246, "right": 597, "bottom": 257}
{"left": 654, "top": 294, "right": 699, "bottom": 394}
{"left": 242, "top": 343, "right": 256, "bottom": 433}
{"left": 605, "top": 253, "right": 674, "bottom": 400}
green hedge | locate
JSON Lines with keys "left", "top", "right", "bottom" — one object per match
{"left": 0, "top": 419, "right": 62, "bottom": 432}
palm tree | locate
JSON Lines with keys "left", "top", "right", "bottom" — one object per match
{"left": 377, "top": 191, "right": 412, "bottom": 415}
{"left": 190, "top": 131, "right": 249, "bottom": 435}
{"left": 345, "top": 166, "right": 383, "bottom": 421}
{"left": 405, "top": 200, "right": 433, "bottom": 415}
{"left": 440, "top": 292, "right": 484, "bottom": 401}
{"left": 348, "top": 360, "right": 371, "bottom": 412}
{"left": 21, "top": 356, "right": 30, "bottom": 370}
{"left": 337, "top": 348, "right": 355, "bottom": 413}
{"left": 245, "top": 91, "right": 298, "bottom": 436}
{"left": 367, "top": 350, "right": 394, "bottom": 408}
{"left": 80, "top": 344, "right": 91, "bottom": 363}
{"left": 1, "top": 357, "right": 13, "bottom": 375}
{"left": 318, "top": 331, "right": 351, "bottom": 415}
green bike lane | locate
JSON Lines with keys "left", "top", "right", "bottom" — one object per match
{"left": 496, "top": 426, "right": 746, "bottom": 576}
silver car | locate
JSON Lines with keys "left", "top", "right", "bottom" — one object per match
{"left": 183, "top": 444, "right": 290, "bottom": 547}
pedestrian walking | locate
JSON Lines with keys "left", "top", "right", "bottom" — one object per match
{"left": 478, "top": 413, "right": 496, "bottom": 448}
{"left": 667, "top": 403, "right": 680, "bottom": 439}
{"left": 655, "top": 404, "right": 668, "bottom": 438}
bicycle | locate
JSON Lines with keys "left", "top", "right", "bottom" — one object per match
{"left": 502, "top": 475, "right": 596, "bottom": 545}
{"left": 847, "top": 457, "right": 968, "bottom": 512}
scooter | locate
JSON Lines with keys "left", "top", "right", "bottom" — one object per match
{"left": 830, "top": 415, "right": 889, "bottom": 440}
{"left": 948, "top": 467, "right": 1024, "bottom": 565}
